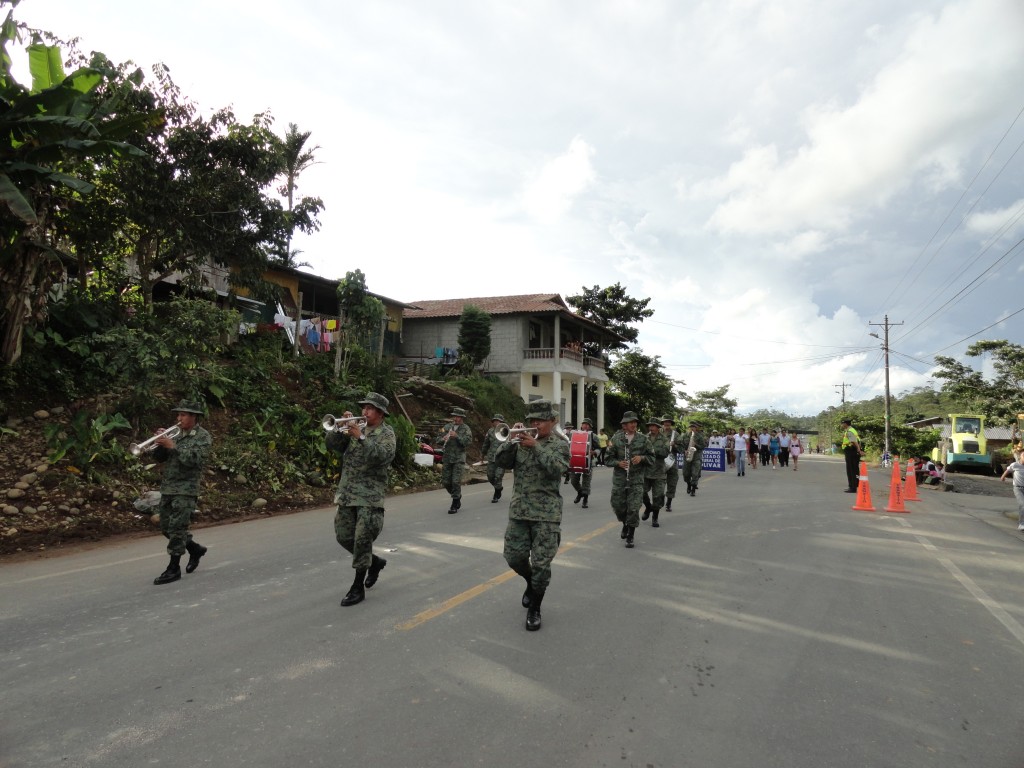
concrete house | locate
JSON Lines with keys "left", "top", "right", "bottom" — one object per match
{"left": 400, "top": 294, "right": 625, "bottom": 430}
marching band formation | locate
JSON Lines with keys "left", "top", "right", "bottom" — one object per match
{"left": 141, "top": 395, "right": 715, "bottom": 632}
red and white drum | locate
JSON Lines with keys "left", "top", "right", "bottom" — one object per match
{"left": 569, "top": 431, "right": 591, "bottom": 473}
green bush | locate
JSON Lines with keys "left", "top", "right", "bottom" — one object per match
{"left": 451, "top": 375, "right": 526, "bottom": 423}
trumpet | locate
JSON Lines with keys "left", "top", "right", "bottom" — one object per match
{"left": 495, "top": 423, "right": 571, "bottom": 443}
{"left": 129, "top": 425, "right": 181, "bottom": 456}
{"left": 322, "top": 414, "right": 368, "bottom": 433}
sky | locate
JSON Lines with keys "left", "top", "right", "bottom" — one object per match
{"left": 12, "top": 0, "right": 1024, "bottom": 416}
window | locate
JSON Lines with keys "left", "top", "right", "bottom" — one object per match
{"left": 531, "top": 375, "right": 539, "bottom": 387}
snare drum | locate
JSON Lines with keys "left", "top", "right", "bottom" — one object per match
{"left": 569, "top": 431, "right": 591, "bottom": 473}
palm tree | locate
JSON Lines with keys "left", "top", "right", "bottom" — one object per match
{"left": 276, "top": 123, "right": 321, "bottom": 267}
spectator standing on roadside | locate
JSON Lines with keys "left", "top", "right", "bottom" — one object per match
{"left": 778, "top": 429, "right": 791, "bottom": 467}
{"left": 597, "top": 428, "right": 609, "bottom": 465}
{"left": 1000, "top": 451, "right": 1024, "bottom": 531}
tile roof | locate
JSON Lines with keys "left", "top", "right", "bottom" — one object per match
{"left": 403, "top": 294, "right": 628, "bottom": 342}
{"left": 404, "top": 294, "right": 568, "bottom": 318}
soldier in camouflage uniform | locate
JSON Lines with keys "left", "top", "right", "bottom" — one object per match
{"left": 682, "top": 420, "right": 709, "bottom": 496}
{"left": 569, "top": 417, "right": 597, "bottom": 508}
{"left": 441, "top": 407, "right": 473, "bottom": 514}
{"left": 641, "top": 418, "right": 670, "bottom": 527}
{"left": 661, "top": 416, "right": 681, "bottom": 511}
{"left": 327, "top": 392, "right": 397, "bottom": 607}
{"left": 493, "top": 399, "right": 570, "bottom": 631}
{"left": 152, "top": 400, "right": 212, "bottom": 585}
{"left": 605, "top": 411, "right": 653, "bottom": 548}
{"left": 481, "top": 413, "right": 506, "bottom": 503}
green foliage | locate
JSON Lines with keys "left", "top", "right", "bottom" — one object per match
{"left": 607, "top": 349, "right": 677, "bottom": 419}
{"left": 682, "top": 385, "right": 737, "bottom": 433}
{"left": 389, "top": 415, "right": 420, "bottom": 470}
{"left": 566, "top": 283, "right": 654, "bottom": 351}
{"left": 451, "top": 376, "right": 527, "bottom": 424}
{"left": 934, "top": 340, "right": 1024, "bottom": 424}
{"left": 457, "top": 305, "right": 491, "bottom": 370}
{"left": 44, "top": 410, "right": 131, "bottom": 478}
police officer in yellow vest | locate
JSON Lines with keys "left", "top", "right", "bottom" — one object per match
{"left": 841, "top": 418, "right": 864, "bottom": 493}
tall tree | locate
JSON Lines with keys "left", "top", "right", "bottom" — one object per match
{"left": 274, "top": 122, "right": 323, "bottom": 267}
{"left": 607, "top": 348, "right": 677, "bottom": 419}
{"left": 566, "top": 283, "right": 654, "bottom": 352}
{"left": 55, "top": 59, "right": 291, "bottom": 308}
{"left": 934, "top": 340, "right": 1024, "bottom": 424}
{"left": 457, "top": 304, "right": 491, "bottom": 372}
{"left": 0, "top": 14, "right": 145, "bottom": 365}
{"left": 682, "top": 385, "right": 737, "bottom": 433}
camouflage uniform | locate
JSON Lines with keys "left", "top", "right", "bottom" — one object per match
{"left": 481, "top": 414, "right": 505, "bottom": 501}
{"left": 154, "top": 422, "right": 211, "bottom": 557}
{"left": 606, "top": 413, "right": 654, "bottom": 541}
{"left": 569, "top": 422, "right": 597, "bottom": 505}
{"left": 493, "top": 400, "right": 569, "bottom": 630}
{"left": 682, "top": 425, "right": 709, "bottom": 495}
{"left": 328, "top": 418, "right": 396, "bottom": 571}
{"left": 441, "top": 408, "right": 473, "bottom": 511}
{"left": 642, "top": 424, "right": 670, "bottom": 523}
{"left": 662, "top": 420, "right": 681, "bottom": 508}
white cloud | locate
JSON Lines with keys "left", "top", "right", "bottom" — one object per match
{"left": 522, "top": 136, "right": 596, "bottom": 223}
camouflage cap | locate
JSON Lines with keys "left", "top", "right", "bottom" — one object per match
{"left": 660, "top": 415, "right": 675, "bottom": 425}
{"left": 451, "top": 407, "right": 468, "bottom": 417}
{"left": 689, "top": 420, "right": 702, "bottom": 428}
{"left": 580, "top": 417, "right": 593, "bottom": 427}
{"left": 525, "top": 399, "right": 558, "bottom": 421}
{"left": 358, "top": 392, "right": 389, "bottom": 415}
{"left": 171, "top": 399, "right": 204, "bottom": 415}
{"left": 491, "top": 413, "right": 504, "bottom": 422}
{"left": 620, "top": 411, "right": 640, "bottom": 424}
{"left": 647, "top": 418, "right": 662, "bottom": 427}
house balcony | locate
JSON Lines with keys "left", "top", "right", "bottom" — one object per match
{"left": 521, "top": 347, "right": 607, "bottom": 380}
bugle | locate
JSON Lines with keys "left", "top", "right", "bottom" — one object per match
{"left": 129, "top": 425, "right": 181, "bottom": 456}
{"left": 321, "top": 414, "right": 367, "bottom": 433}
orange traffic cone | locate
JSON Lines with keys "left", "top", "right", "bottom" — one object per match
{"left": 885, "top": 459, "right": 908, "bottom": 513}
{"left": 904, "top": 459, "right": 921, "bottom": 502}
{"left": 852, "top": 461, "right": 876, "bottom": 511}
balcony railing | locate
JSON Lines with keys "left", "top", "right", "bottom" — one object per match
{"left": 523, "top": 348, "right": 606, "bottom": 369}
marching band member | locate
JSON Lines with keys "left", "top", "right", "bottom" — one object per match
{"left": 642, "top": 418, "right": 670, "bottom": 527}
{"left": 327, "top": 392, "right": 396, "bottom": 607}
{"left": 482, "top": 413, "right": 506, "bottom": 503}
{"left": 441, "top": 407, "right": 473, "bottom": 513}
{"left": 606, "top": 411, "right": 653, "bottom": 548}
{"left": 493, "top": 400, "right": 570, "bottom": 631}
{"left": 570, "top": 417, "right": 597, "bottom": 508}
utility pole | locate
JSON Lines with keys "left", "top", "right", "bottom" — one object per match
{"left": 869, "top": 315, "right": 903, "bottom": 460}
{"left": 834, "top": 382, "right": 850, "bottom": 404}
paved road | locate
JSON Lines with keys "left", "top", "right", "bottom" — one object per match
{"left": 2, "top": 455, "right": 1024, "bottom": 768}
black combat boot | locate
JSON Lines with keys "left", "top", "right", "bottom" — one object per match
{"left": 620, "top": 523, "right": 628, "bottom": 539}
{"left": 491, "top": 488, "right": 501, "bottom": 503}
{"left": 652, "top": 510, "right": 660, "bottom": 528}
{"left": 642, "top": 505, "right": 651, "bottom": 521}
{"left": 690, "top": 485, "right": 698, "bottom": 496}
{"left": 574, "top": 492, "right": 582, "bottom": 504}
{"left": 154, "top": 555, "right": 182, "bottom": 585}
{"left": 625, "top": 527, "right": 635, "bottom": 548}
{"left": 364, "top": 555, "right": 387, "bottom": 588}
{"left": 184, "top": 540, "right": 207, "bottom": 574}
{"left": 448, "top": 496, "right": 459, "bottom": 514}
{"left": 525, "top": 590, "right": 545, "bottom": 631}
{"left": 581, "top": 495, "right": 588, "bottom": 509}
{"left": 341, "top": 569, "right": 368, "bottom": 606}
{"left": 666, "top": 498, "right": 672, "bottom": 512}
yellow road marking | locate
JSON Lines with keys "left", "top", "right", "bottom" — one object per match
{"left": 395, "top": 520, "right": 620, "bottom": 631}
